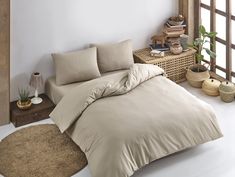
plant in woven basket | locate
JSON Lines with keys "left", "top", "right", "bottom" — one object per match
{"left": 18, "top": 88, "right": 30, "bottom": 103}
{"left": 17, "top": 87, "right": 32, "bottom": 110}
{"left": 191, "top": 25, "right": 217, "bottom": 72}
{"left": 186, "top": 25, "right": 217, "bottom": 88}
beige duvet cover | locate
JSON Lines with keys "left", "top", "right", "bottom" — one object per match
{"left": 50, "top": 64, "right": 223, "bottom": 177}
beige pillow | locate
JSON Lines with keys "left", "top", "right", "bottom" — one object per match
{"left": 92, "top": 40, "right": 134, "bottom": 73}
{"left": 52, "top": 47, "right": 101, "bottom": 85}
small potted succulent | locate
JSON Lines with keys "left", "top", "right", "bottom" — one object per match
{"left": 186, "top": 25, "right": 217, "bottom": 88}
{"left": 17, "top": 88, "right": 32, "bottom": 110}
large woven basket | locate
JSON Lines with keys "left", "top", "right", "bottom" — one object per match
{"left": 134, "top": 48, "right": 196, "bottom": 83}
{"left": 186, "top": 64, "right": 210, "bottom": 88}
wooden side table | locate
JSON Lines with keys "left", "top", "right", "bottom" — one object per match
{"left": 10, "top": 94, "right": 55, "bottom": 127}
{"left": 134, "top": 48, "right": 196, "bottom": 83}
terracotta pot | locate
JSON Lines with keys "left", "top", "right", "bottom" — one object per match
{"left": 170, "top": 43, "right": 183, "bottom": 55}
{"left": 17, "top": 100, "right": 32, "bottom": 110}
{"left": 186, "top": 64, "right": 210, "bottom": 88}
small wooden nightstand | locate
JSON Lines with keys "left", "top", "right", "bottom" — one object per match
{"left": 10, "top": 94, "right": 55, "bottom": 127}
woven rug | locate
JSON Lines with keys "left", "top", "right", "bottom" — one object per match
{"left": 0, "top": 124, "right": 87, "bottom": 177}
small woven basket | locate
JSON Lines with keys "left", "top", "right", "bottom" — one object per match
{"left": 219, "top": 91, "right": 235, "bottom": 103}
{"left": 202, "top": 79, "right": 221, "bottom": 96}
{"left": 219, "top": 81, "right": 235, "bottom": 103}
{"left": 17, "top": 100, "right": 32, "bottom": 110}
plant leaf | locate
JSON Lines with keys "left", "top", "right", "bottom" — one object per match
{"left": 204, "top": 48, "right": 217, "bottom": 58}
{"left": 208, "top": 32, "right": 217, "bottom": 38}
{"left": 194, "top": 38, "right": 203, "bottom": 46}
{"left": 199, "top": 25, "right": 206, "bottom": 36}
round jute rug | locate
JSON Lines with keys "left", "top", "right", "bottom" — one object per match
{"left": 0, "top": 124, "right": 87, "bottom": 177}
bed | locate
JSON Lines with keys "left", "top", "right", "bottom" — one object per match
{"left": 49, "top": 64, "right": 223, "bottom": 177}
{"left": 49, "top": 40, "right": 222, "bottom": 177}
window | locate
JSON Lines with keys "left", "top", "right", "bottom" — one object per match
{"left": 198, "top": 0, "right": 235, "bottom": 81}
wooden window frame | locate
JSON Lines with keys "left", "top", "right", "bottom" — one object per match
{"left": 195, "top": 0, "right": 235, "bottom": 80}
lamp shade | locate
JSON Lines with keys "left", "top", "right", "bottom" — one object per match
{"left": 29, "top": 72, "right": 43, "bottom": 89}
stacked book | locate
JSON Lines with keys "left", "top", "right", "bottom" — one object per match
{"left": 164, "top": 21, "right": 186, "bottom": 46}
{"left": 150, "top": 44, "right": 169, "bottom": 52}
{"left": 149, "top": 17, "right": 187, "bottom": 54}
{"left": 163, "top": 21, "right": 186, "bottom": 38}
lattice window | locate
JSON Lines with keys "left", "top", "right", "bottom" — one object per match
{"left": 198, "top": 0, "right": 235, "bottom": 81}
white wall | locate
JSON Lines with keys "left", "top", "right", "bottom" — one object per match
{"left": 10, "top": 0, "right": 178, "bottom": 101}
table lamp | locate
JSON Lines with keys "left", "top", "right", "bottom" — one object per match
{"left": 29, "top": 72, "right": 43, "bottom": 104}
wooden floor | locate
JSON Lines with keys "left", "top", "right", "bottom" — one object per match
{"left": 0, "top": 82, "right": 235, "bottom": 177}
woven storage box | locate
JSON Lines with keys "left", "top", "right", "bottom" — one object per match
{"left": 134, "top": 48, "right": 196, "bottom": 83}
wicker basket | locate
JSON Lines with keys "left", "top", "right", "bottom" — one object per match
{"left": 220, "top": 91, "right": 235, "bottom": 103}
{"left": 134, "top": 48, "right": 196, "bottom": 83}
{"left": 202, "top": 79, "right": 221, "bottom": 96}
{"left": 219, "top": 81, "right": 235, "bottom": 103}
{"left": 186, "top": 64, "right": 210, "bottom": 88}
{"left": 17, "top": 100, "right": 32, "bottom": 110}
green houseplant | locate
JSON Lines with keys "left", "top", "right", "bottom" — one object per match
{"left": 17, "top": 87, "right": 32, "bottom": 110}
{"left": 186, "top": 25, "right": 217, "bottom": 88}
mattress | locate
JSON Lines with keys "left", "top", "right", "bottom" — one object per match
{"left": 46, "top": 70, "right": 128, "bottom": 104}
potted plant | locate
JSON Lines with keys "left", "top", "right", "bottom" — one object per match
{"left": 186, "top": 25, "right": 217, "bottom": 88}
{"left": 17, "top": 88, "right": 32, "bottom": 110}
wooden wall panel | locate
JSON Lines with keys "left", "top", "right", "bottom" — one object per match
{"left": 179, "top": 0, "right": 195, "bottom": 43}
{"left": 0, "top": 0, "right": 10, "bottom": 125}
{"left": 194, "top": 0, "right": 201, "bottom": 39}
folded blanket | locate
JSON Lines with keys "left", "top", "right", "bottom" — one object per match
{"left": 50, "top": 64, "right": 222, "bottom": 177}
